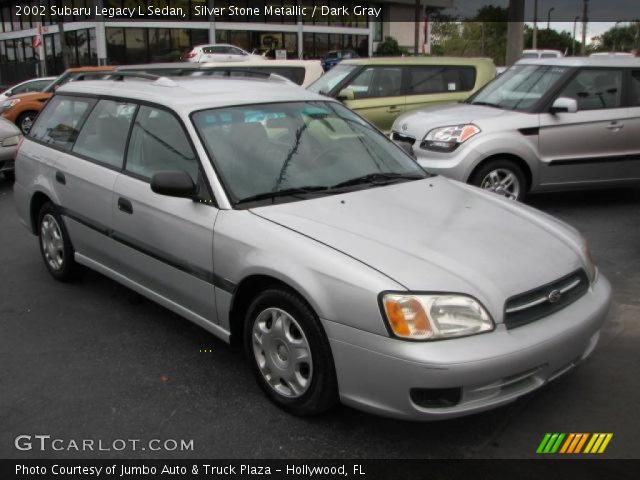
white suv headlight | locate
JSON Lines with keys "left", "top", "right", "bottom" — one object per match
{"left": 423, "top": 124, "right": 480, "bottom": 152}
{"left": 381, "top": 293, "right": 494, "bottom": 340}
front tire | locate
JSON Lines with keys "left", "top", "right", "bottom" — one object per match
{"left": 244, "top": 288, "right": 338, "bottom": 416}
{"left": 470, "top": 159, "right": 527, "bottom": 201}
{"left": 37, "top": 202, "right": 77, "bottom": 281}
{"left": 17, "top": 111, "right": 38, "bottom": 135}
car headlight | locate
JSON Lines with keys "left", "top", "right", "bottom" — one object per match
{"left": 1, "top": 134, "right": 22, "bottom": 147}
{"left": 1, "top": 98, "right": 21, "bottom": 113}
{"left": 381, "top": 293, "right": 494, "bottom": 340}
{"left": 582, "top": 240, "right": 597, "bottom": 284}
{"left": 422, "top": 124, "right": 480, "bottom": 152}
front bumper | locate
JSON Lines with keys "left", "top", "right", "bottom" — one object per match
{"left": 392, "top": 131, "right": 481, "bottom": 182}
{"left": 323, "top": 273, "right": 611, "bottom": 420}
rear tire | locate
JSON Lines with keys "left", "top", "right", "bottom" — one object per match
{"left": 17, "top": 110, "right": 38, "bottom": 135}
{"left": 244, "top": 288, "right": 338, "bottom": 416}
{"left": 470, "top": 159, "right": 527, "bottom": 201}
{"left": 37, "top": 202, "right": 78, "bottom": 281}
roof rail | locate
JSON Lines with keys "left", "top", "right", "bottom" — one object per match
{"left": 106, "top": 71, "right": 179, "bottom": 87}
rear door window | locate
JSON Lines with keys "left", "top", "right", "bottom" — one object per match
{"left": 72, "top": 99, "right": 137, "bottom": 168}
{"left": 405, "top": 66, "right": 477, "bottom": 95}
{"left": 30, "top": 95, "right": 95, "bottom": 150}
{"left": 558, "top": 69, "right": 624, "bottom": 110}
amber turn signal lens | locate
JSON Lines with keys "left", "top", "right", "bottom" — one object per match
{"left": 383, "top": 296, "right": 432, "bottom": 339}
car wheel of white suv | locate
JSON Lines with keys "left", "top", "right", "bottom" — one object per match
{"left": 38, "top": 202, "right": 78, "bottom": 281}
{"left": 471, "top": 159, "right": 526, "bottom": 201}
{"left": 244, "top": 288, "right": 338, "bottom": 416}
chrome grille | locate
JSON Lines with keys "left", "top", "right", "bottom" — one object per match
{"left": 504, "top": 269, "right": 589, "bottom": 329}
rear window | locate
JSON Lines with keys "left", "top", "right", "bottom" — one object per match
{"left": 30, "top": 95, "right": 95, "bottom": 150}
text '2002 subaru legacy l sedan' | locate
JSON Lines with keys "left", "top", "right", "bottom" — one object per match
{"left": 14, "top": 76, "right": 610, "bottom": 419}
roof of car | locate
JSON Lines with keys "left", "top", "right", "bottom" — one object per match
{"left": 116, "top": 59, "right": 321, "bottom": 70}
{"left": 55, "top": 77, "right": 328, "bottom": 112}
{"left": 517, "top": 56, "right": 640, "bottom": 67}
{"left": 341, "top": 56, "right": 495, "bottom": 66}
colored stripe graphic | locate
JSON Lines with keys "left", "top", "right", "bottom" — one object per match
{"left": 537, "top": 433, "right": 613, "bottom": 454}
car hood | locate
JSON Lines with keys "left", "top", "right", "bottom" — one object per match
{"left": 393, "top": 103, "right": 511, "bottom": 139}
{"left": 251, "top": 177, "right": 585, "bottom": 322}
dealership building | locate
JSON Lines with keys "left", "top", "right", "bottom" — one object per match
{"left": 0, "top": 0, "right": 452, "bottom": 84}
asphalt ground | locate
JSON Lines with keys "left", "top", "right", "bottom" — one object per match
{"left": 1, "top": 177, "right": 639, "bottom": 460}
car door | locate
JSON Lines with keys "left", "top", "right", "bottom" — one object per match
{"left": 404, "top": 65, "right": 478, "bottom": 114}
{"left": 627, "top": 69, "right": 640, "bottom": 177}
{"left": 538, "top": 68, "right": 632, "bottom": 186}
{"left": 111, "top": 104, "right": 219, "bottom": 322}
{"left": 339, "top": 66, "right": 405, "bottom": 132}
{"left": 28, "top": 95, "right": 124, "bottom": 267}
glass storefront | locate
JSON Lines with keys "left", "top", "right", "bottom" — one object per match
{"left": 216, "top": 30, "right": 298, "bottom": 59}
{"left": 303, "top": 33, "right": 368, "bottom": 58}
{"left": 106, "top": 28, "right": 208, "bottom": 65}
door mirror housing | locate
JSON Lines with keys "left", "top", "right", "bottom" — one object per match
{"left": 550, "top": 97, "right": 578, "bottom": 114}
{"left": 5, "top": 90, "right": 13, "bottom": 97}
{"left": 150, "top": 170, "right": 198, "bottom": 198}
{"left": 337, "top": 89, "right": 355, "bottom": 102}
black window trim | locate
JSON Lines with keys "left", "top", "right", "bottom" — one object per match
{"left": 27, "top": 91, "right": 217, "bottom": 208}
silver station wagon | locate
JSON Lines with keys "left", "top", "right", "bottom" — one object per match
{"left": 392, "top": 57, "right": 640, "bottom": 200}
{"left": 14, "top": 76, "right": 611, "bottom": 419}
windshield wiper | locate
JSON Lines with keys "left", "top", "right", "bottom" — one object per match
{"left": 235, "top": 186, "right": 330, "bottom": 205}
{"left": 469, "top": 101, "right": 502, "bottom": 108}
{"left": 331, "top": 172, "right": 425, "bottom": 189}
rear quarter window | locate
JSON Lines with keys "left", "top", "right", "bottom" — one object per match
{"left": 30, "top": 95, "right": 96, "bottom": 150}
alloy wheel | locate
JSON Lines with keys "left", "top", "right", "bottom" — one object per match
{"left": 480, "top": 168, "right": 521, "bottom": 200}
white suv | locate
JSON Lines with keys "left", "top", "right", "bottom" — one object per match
{"left": 183, "top": 44, "right": 264, "bottom": 63}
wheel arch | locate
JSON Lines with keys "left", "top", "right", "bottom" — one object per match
{"left": 469, "top": 153, "right": 533, "bottom": 192}
{"left": 228, "top": 274, "right": 319, "bottom": 346}
{"left": 29, "top": 191, "right": 53, "bottom": 234}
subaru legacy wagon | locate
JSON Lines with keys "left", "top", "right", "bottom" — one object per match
{"left": 14, "top": 76, "right": 610, "bottom": 419}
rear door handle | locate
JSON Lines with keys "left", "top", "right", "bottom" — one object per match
{"left": 387, "top": 106, "right": 401, "bottom": 113}
{"left": 117, "top": 197, "right": 133, "bottom": 215}
{"left": 606, "top": 122, "right": 624, "bottom": 131}
{"left": 55, "top": 171, "right": 66, "bottom": 185}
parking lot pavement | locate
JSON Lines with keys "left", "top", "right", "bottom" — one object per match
{"left": 1, "top": 178, "right": 639, "bottom": 460}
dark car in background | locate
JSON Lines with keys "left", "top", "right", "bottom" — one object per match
{"left": 321, "top": 49, "right": 359, "bottom": 71}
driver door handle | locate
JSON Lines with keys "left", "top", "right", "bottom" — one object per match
{"left": 387, "top": 105, "right": 401, "bottom": 113}
{"left": 117, "top": 197, "right": 133, "bottom": 215}
{"left": 606, "top": 122, "right": 624, "bottom": 131}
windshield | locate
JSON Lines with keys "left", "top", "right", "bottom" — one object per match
{"left": 192, "top": 101, "right": 427, "bottom": 206}
{"left": 307, "top": 64, "right": 357, "bottom": 95}
{"left": 468, "top": 65, "right": 568, "bottom": 111}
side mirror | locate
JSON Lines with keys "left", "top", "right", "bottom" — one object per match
{"left": 394, "top": 140, "right": 415, "bottom": 158}
{"left": 150, "top": 170, "right": 198, "bottom": 198}
{"left": 337, "top": 89, "right": 355, "bottom": 102}
{"left": 550, "top": 97, "right": 578, "bottom": 114}
{"left": 5, "top": 90, "right": 13, "bottom": 97}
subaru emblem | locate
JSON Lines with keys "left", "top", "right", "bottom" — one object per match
{"left": 548, "top": 289, "right": 562, "bottom": 304}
